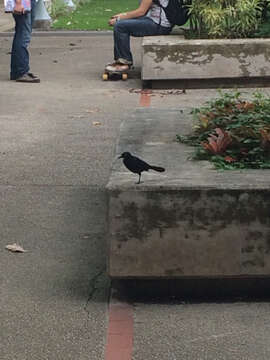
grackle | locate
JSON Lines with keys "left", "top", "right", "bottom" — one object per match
{"left": 118, "top": 152, "right": 165, "bottom": 184}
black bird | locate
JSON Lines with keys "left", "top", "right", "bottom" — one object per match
{"left": 118, "top": 152, "right": 165, "bottom": 184}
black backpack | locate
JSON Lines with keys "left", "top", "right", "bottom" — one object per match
{"left": 153, "top": 0, "right": 190, "bottom": 26}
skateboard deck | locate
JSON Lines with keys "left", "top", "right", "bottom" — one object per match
{"left": 102, "top": 69, "right": 128, "bottom": 81}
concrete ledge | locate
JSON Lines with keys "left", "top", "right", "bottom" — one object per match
{"left": 142, "top": 36, "right": 270, "bottom": 82}
{"left": 106, "top": 109, "right": 270, "bottom": 278}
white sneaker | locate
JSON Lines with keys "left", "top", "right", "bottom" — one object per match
{"left": 105, "top": 63, "right": 130, "bottom": 72}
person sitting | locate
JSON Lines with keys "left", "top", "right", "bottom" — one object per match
{"left": 106, "top": 0, "right": 172, "bottom": 72}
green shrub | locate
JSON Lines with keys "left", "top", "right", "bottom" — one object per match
{"left": 186, "top": 0, "right": 269, "bottom": 38}
{"left": 177, "top": 91, "right": 270, "bottom": 170}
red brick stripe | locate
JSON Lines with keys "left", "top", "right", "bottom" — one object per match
{"left": 139, "top": 89, "right": 151, "bottom": 107}
{"left": 105, "top": 85, "right": 150, "bottom": 360}
{"left": 105, "top": 302, "right": 134, "bottom": 360}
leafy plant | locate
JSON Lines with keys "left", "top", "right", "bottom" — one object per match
{"left": 177, "top": 91, "right": 270, "bottom": 170}
{"left": 186, "top": 0, "right": 268, "bottom": 38}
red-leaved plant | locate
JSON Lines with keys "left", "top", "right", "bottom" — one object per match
{"left": 202, "top": 128, "right": 232, "bottom": 154}
{"left": 260, "top": 129, "right": 270, "bottom": 150}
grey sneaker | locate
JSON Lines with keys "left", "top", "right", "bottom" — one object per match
{"left": 16, "top": 73, "right": 40, "bottom": 83}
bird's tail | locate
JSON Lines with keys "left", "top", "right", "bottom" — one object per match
{"left": 149, "top": 166, "right": 165, "bottom": 172}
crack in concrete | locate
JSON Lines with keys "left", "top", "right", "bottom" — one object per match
{"left": 187, "top": 330, "right": 249, "bottom": 344}
{"left": 84, "top": 267, "right": 107, "bottom": 313}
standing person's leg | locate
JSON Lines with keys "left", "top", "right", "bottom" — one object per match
{"left": 10, "top": 12, "right": 31, "bottom": 80}
{"left": 10, "top": 0, "right": 39, "bottom": 82}
{"left": 112, "top": 16, "right": 171, "bottom": 66}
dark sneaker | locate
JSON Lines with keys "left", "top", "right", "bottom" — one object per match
{"left": 28, "top": 72, "right": 40, "bottom": 80}
{"left": 16, "top": 73, "right": 40, "bottom": 83}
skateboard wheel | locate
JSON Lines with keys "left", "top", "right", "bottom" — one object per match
{"left": 122, "top": 73, "right": 128, "bottom": 80}
{"left": 102, "top": 73, "right": 108, "bottom": 81}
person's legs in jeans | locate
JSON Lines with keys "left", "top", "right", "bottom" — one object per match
{"left": 10, "top": 0, "right": 36, "bottom": 80}
{"left": 113, "top": 16, "right": 171, "bottom": 65}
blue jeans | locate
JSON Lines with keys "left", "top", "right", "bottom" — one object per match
{"left": 113, "top": 16, "right": 172, "bottom": 64}
{"left": 10, "top": 0, "right": 36, "bottom": 80}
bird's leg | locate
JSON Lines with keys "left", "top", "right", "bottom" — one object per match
{"left": 136, "top": 173, "right": 141, "bottom": 184}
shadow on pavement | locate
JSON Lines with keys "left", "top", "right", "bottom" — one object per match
{"left": 112, "top": 278, "right": 270, "bottom": 303}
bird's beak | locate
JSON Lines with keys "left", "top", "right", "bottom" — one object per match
{"left": 118, "top": 154, "right": 123, "bottom": 159}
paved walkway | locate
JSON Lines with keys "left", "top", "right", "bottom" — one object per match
{"left": 1, "top": 32, "right": 270, "bottom": 360}
{"left": 0, "top": 5, "right": 14, "bottom": 32}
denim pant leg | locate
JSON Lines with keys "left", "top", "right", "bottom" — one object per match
{"left": 10, "top": 0, "right": 36, "bottom": 80}
{"left": 113, "top": 16, "right": 171, "bottom": 64}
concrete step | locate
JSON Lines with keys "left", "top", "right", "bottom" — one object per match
{"left": 142, "top": 36, "right": 270, "bottom": 86}
{"left": 106, "top": 108, "right": 270, "bottom": 278}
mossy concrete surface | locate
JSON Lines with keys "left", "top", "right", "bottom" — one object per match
{"left": 106, "top": 108, "right": 270, "bottom": 278}
{"left": 142, "top": 36, "right": 270, "bottom": 81}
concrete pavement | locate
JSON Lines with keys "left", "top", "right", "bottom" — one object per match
{"left": 1, "top": 32, "right": 270, "bottom": 360}
{"left": 0, "top": 32, "right": 140, "bottom": 360}
{"left": 0, "top": 5, "right": 14, "bottom": 32}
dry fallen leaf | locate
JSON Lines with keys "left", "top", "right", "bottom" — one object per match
{"left": 5, "top": 243, "right": 27, "bottom": 253}
{"left": 85, "top": 108, "right": 100, "bottom": 113}
{"left": 129, "top": 89, "right": 186, "bottom": 96}
{"left": 129, "top": 88, "right": 141, "bottom": 94}
{"left": 92, "top": 121, "right": 102, "bottom": 126}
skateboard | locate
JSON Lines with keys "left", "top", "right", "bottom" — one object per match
{"left": 102, "top": 69, "right": 129, "bottom": 81}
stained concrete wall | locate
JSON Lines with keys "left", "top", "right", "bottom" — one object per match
{"left": 142, "top": 36, "right": 270, "bottom": 80}
{"left": 108, "top": 189, "right": 270, "bottom": 278}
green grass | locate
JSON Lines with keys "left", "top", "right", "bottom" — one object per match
{"left": 52, "top": 0, "right": 138, "bottom": 31}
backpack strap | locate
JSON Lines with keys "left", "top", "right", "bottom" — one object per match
{"left": 153, "top": 0, "right": 164, "bottom": 9}
{"left": 153, "top": 0, "right": 165, "bottom": 26}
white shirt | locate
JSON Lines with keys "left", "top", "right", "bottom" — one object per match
{"left": 147, "top": 0, "right": 171, "bottom": 28}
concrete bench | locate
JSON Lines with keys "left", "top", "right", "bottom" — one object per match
{"left": 106, "top": 108, "right": 270, "bottom": 279}
{"left": 141, "top": 36, "right": 270, "bottom": 87}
